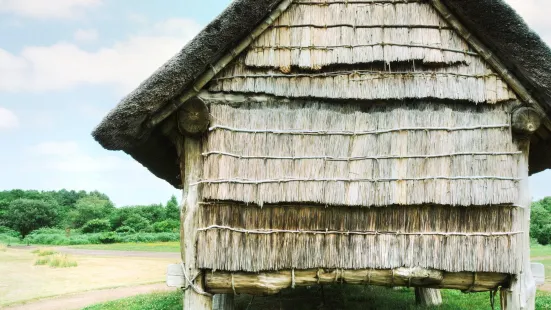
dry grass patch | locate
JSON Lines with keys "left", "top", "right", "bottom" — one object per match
{"left": 48, "top": 254, "right": 78, "bottom": 268}
{"left": 34, "top": 254, "right": 77, "bottom": 268}
{"left": 32, "top": 248, "right": 57, "bottom": 256}
{"left": 0, "top": 243, "right": 6, "bottom": 252}
{"left": 1, "top": 247, "right": 177, "bottom": 306}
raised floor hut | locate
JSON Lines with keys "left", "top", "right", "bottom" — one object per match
{"left": 93, "top": 0, "right": 551, "bottom": 309}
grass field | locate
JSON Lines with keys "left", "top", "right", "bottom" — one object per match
{"left": 0, "top": 247, "right": 178, "bottom": 306}
{"left": 70, "top": 241, "right": 180, "bottom": 252}
{"left": 82, "top": 286, "right": 551, "bottom": 310}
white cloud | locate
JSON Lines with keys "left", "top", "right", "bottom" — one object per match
{"left": 0, "top": 107, "right": 19, "bottom": 130}
{"left": 505, "top": 0, "right": 551, "bottom": 46}
{"left": 30, "top": 141, "right": 135, "bottom": 173}
{"left": 0, "top": 0, "right": 102, "bottom": 19}
{"left": 0, "top": 18, "right": 202, "bottom": 93}
{"left": 32, "top": 141, "right": 80, "bottom": 156}
{"left": 74, "top": 29, "right": 99, "bottom": 43}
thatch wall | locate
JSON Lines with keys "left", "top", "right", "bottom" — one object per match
{"left": 207, "top": 0, "right": 517, "bottom": 103}
{"left": 196, "top": 203, "right": 520, "bottom": 273}
{"left": 188, "top": 0, "right": 527, "bottom": 278}
{"left": 199, "top": 96, "right": 520, "bottom": 207}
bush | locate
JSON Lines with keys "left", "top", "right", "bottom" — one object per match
{"left": 81, "top": 219, "right": 112, "bottom": 233}
{"left": 537, "top": 224, "right": 551, "bottom": 245}
{"left": 23, "top": 230, "right": 179, "bottom": 246}
{"left": 115, "top": 226, "right": 136, "bottom": 234}
{"left": 123, "top": 214, "right": 151, "bottom": 232}
{"left": 0, "top": 226, "right": 21, "bottom": 238}
{"left": 98, "top": 232, "right": 121, "bottom": 244}
{"left": 152, "top": 219, "right": 179, "bottom": 233}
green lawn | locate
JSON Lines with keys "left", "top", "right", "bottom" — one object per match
{"left": 531, "top": 243, "right": 551, "bottom": 258}
{"left": 69, "top": 241, "right": 180, "bottom": 252}
{"left": 83, "top": 291, "right": 182, "bottom": 310}
{"left": 83, "top": 286, "right": 551, "bottom": 310}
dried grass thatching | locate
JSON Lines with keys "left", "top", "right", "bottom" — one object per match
{"left": 196, "top": 203, "right": 520, "bottom": 273}
{"left": 200, "top": 96, "right": 520, "bottom": 207}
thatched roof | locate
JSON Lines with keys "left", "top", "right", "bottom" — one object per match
{"left": 92, "top": 0, "right": 551, "bottom": 188}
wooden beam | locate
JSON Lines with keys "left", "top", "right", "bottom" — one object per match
{"left": 180, "top": 137, "right": 212, "bottom": 310}
{"left": 430, "top": 0, "right": 551, "bottom": 133}
{"left": 204, "top": 268, "right": 510, "bottom": 295}
{"left": 512, "top": 107, "right": 542, "bottom": 136}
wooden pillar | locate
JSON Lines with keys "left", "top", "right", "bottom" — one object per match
{"left": 415, "top": 288, "right": 442, "bottom": 306}
{"left": 180, "top": 137, "right": 212, "bottom": 310}
{"left": 500, "top": 139, "right": 536, "bottom": 310}
{"left": 213, "top": 294, "right": 235, "bottom": 310}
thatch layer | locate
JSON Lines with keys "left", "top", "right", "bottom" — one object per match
{"left": 196, "top": 230, "right": 519, "bottom": 273}
{"left": 209, "top": 0, "right": 517, "bottom": 104}
{"left": 200, "top": 98, "right": 521, "bottom": 206}
{"left": 250, "top": 2, "right": 467, "bottom": 68}
{"left": 198, "top": 204, "right": 515, "bottom": 233}
{"left": 195, "top": 202, "right": 520, "bottom": 274}
{"left": 209, "top": 58, "right": 515, "bottom": 103}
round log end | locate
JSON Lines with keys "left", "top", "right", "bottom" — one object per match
{"left": 177, "top": 97, "right": 210, "bottom": 136}
{"left": 512, "top": 107, "right": 542, "bottom": 135}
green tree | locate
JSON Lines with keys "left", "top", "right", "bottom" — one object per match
{"left": 123, "top": 214, "right": 151, "bottom": 232}
{"left": 4, "top": 199, "right": 58, "bottom": 237}
{"left": 152, "top": 219, "right": 180, "bottom": 232}
{"left": 81, "top": 219, "right": 112, "bottom": 233}
{"left": 165, "top": 195, "right": 180, "bottom": 220}
{"left": 69, "top": 196, "right": 115, "bottom": 228}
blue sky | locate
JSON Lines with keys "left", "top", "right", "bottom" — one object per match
{"left": 0, "top": 0, "right": 550, "bottom": 207}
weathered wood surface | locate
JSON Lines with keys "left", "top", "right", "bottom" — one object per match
{"left": 501, "top": 140, "right": 536, "bottom": 310}
{"left": 204, "top": 268, "right": 510, "bottom": 295}
{"left": 180, "top": 137, "right": 212, "bottom": 310}
{"left": 213, "top": 295, "right": 234, "bottom": 310}
{"left": 177, "top": 97, "right": 210, "bottom": 136}
{"left": 415, "top": 288, "right": 442, "bottom": 306}
{"left": 512, "top": 107, "right": 542, "bottom": 135}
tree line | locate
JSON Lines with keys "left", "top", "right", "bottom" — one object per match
{"left": 0, "top": 189, "right": 180, "bottom": 238}
{"left": 2, "top": 189, "right": 551, "bottom": 246}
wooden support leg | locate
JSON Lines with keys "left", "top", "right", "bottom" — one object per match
{"left": 213, "top": 294, "right": 235, "bottom": 310}
{"left": 500, "top": 140, "right": 536, "bottom": 310}
{"left": 415, "top": 288, "right": 442, "bottom": 306}
{"left": 180, "top": 137, "right": 212, "bottom": 310}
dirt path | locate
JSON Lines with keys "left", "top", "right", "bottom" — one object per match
{"left": 3, "top": 283, "right": 174, "bottom": 310}
{"left": 54, "top": 247, "right": 180, "bottom": 259}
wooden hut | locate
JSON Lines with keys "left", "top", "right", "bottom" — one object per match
{"left": 93, "top": 0, "right": 551, "bottom": 309}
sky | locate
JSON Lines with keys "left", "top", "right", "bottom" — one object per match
{"left": 0, "top": 0, "right": 550, "bottom": 207}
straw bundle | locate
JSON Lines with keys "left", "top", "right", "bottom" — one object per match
{"left": 209, "top": 57, "right": 515, "bottom": 103}
{"left": 195, "top": 203, "right": 520, "bottom": 273}
{"left": 249, "top": 2, "right": 469, "bottom": 68}
{"left": 196, "top": 229, "right": 519, "bottom": 273}
{"left": 207, "top": 0, "right": 516, "bottom": 103}
{"left": 200, "top": 98, "right": 520, "bottom": 207}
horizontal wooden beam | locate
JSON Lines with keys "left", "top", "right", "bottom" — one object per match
{"left": 204, "top": 268, "right": 510, "bottom": 295}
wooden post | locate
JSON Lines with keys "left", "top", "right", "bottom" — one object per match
{"left": 180, "top": 137, "right": 212, "bottom": 310}
{"left": 213, "top": 294, "right": 235, "bottom": 310}
{"left": 415, "top": 288, "right": 442, "bottom": 306}
{"left": 500, "top": 139, "right": 536, "bottom": 310}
